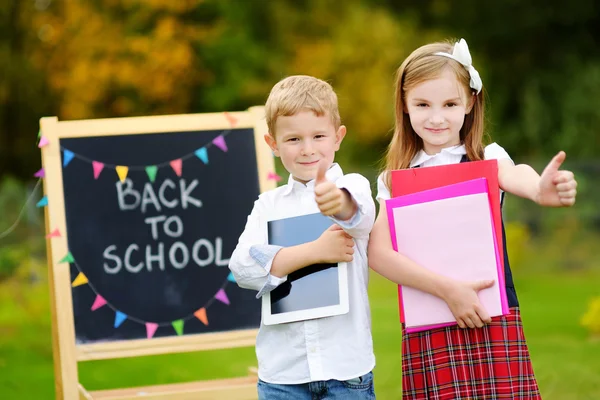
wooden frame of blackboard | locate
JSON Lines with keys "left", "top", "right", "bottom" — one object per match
{"left": 40, "top": 107, "right": 275, "bottom": 399}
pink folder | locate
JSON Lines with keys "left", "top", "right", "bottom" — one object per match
{"left": 386, "top": 178, "right": 509, "bottom": 333}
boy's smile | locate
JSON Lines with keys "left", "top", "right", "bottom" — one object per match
{"left": 265, "top": 110, "right": 346, "bottom": 184}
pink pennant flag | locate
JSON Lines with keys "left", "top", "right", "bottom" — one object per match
{"left": 146, "top": 323, "right": 159, "bottom": 339}
{"left": 224, "top": 112, "right": 238, "bottom": 127}
{"left": 170, "top": 159, "right": 182, "bottom": 177}
{"left": 214, "top": 288, "right": 230, "bottom": 305}
{"left": 92, "top": 161, "right": 105, "bottom": 179}
{"left": 34, "top": 168, "right": 45, "bottom": 178}
{"left": 267, "top": 172, "right": 282, "bottom": 182}
{"left": 38, "top": 136, "right": 49, "bottom": 148}
{"left": 45, "top": 228, "right": 61, "bottom": 238}
{"left": 212, "top": 136, "right": 228, "bottom": 152}
{"left": 91, "top": 295, "right": 107, "bottom": 311}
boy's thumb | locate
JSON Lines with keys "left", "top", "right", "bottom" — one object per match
{"left": 315, "top": 159, "right": 328, "bottom": 184}
{"left": 473, "top": 279, "right": 495, "bottom": 292}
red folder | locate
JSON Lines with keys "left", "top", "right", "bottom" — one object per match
{"left": 390, "top": 159, "right": 504, "bottom": 323}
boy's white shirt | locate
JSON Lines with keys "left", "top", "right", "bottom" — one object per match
{"left": 229, "top": 163, "right": 376, "bottom": 384}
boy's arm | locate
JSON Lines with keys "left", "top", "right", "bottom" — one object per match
{"left": 498, "top": 151, "right": 577, "bottom": 207}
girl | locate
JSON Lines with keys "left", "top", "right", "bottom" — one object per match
{"left": 368, "top": 39, "right": 577, "bottom": 399}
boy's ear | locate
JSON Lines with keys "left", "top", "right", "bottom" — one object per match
{"left": 334, "top": 125, "right": 347, "bottom": 150}
{"left": 264, "top": 134, "right": 280, "bottom": 157}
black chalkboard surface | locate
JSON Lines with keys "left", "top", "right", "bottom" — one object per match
{"left": 60, "top": 128, "right": 261, "bottom": 343}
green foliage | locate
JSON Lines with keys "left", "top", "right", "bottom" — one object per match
{"left": 581, "top": 297, "right": 600, "bottom": 337}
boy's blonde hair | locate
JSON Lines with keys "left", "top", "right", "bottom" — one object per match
{"left": 265, "top": 75, "right": 341, "bottom": 137}
{"left": 382, "top": 40, "right": 486, "bottom": 191}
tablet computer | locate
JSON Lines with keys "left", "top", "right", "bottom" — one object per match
{"left": 262, "top": 213, "right": 349, "bottom": 325}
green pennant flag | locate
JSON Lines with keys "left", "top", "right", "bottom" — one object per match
{"left": 59, "top": 252, "right": 75, "bottom": 263}
{"left": 145, "top": 166, "right": 158, "bottom": 182}
{"left": 172, "top": 319, "right": 184, "bottom": 336}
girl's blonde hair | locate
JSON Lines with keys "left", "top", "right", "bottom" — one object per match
{"left": 265, "top": 75, "right": 341, "bottom": 138}
{"left": 383, "top": 40, "right": 486, "bottom": 191}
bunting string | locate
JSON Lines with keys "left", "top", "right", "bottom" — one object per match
{"left": 0, "top": 179, "right": 42, "bottom": 240}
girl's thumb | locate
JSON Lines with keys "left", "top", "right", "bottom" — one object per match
{"left": 473, "top": 279, "right": 495, "bottom": 291}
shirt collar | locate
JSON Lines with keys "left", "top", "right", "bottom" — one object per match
{"left": 409, "top": 144, "right": 466, "bottom": 167}
{"left": 282, "top": 163, "right": 343, "bottom": 196}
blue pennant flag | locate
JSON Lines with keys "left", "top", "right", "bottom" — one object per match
{"left": 63, "top": 150, "right": 75, "bottom": 167}
{"left": 36, "top": 196, "right": 48, "bottom": 208}
{"left": 114, "top": 311, "right": 127, "bottom": 328}
{"left": 195, "top": 147, "right": 209, "bottom": 165}
{"left": 227, "top": 272, "right": 236, "bottom": 283}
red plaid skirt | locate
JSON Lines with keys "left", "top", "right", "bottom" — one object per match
{"left": 401, "top": 308, "right": 540, "bottom": 399}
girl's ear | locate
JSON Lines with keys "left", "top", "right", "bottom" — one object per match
{"left": 465, "top": 94, "right": 476, "bottom": 114}
{"left": 264, "top": 134, "right": 279, "bottom": 157}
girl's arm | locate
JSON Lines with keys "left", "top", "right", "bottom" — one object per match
{"left": 498, "top": 151, "right": 577, "bottom": 207}
{"left": 367, "top": 201, "right": 494, "bottom": 329}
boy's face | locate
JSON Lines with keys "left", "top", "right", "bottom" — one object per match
{"left": 265, "top": 110, "right": 346, "bottom": 184}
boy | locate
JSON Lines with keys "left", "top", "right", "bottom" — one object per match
{"left": 229, "top": 75, "right": 376, "bottom": 399}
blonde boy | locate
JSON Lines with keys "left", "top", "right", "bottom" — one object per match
{"left": 229, "top": 76, "right": 376, "bottom": 399}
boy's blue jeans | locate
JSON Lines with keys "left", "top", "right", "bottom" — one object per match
{"left": 257, "top": 371, "right": 375, "bottom": 400}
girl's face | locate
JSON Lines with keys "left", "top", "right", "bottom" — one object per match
{"left": 405, "top": 68, "right": 473, "bottom": 155}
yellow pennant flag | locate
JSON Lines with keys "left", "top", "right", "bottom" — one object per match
{"left": 72, "top": 272, "right": 88, "bottom": 287}
{"left": 116, "top": 166, "right": 129, "bottom": 183}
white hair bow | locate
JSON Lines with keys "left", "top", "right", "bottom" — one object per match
{"left": 434, "top": 39, "right": 483, "bottom": 94}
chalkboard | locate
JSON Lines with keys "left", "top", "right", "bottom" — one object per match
{"left": 60, "top": 128, "right": 262, "bottom": 343}
{"left": 41, "top": 110, "right": 273, "bottom": 398}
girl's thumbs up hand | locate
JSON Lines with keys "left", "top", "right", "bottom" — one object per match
{"left": 536, "top": 151, "right": 577, "bottom": 207}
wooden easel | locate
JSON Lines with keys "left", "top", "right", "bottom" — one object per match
{"left": 40, "top": 107, "right": 275, "bottom": 399}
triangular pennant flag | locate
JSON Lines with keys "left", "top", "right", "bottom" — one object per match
{"left": 170, "top": 159, "right": 182, "bottom": 177}
{"left": 146, "top": 322, "right": 159, "bottom": 339}
{"left": 63, "top": 150, "right": 75, "bottom": 167}
{"left": 45, "top": 228, "right": 61, "bottom": 238}
{"left": 116, "top": 166, "right": 129, "bottom": 183}
{"left": 91, "top": 295, "right": 107, "bottom": 311}
{"left": 145, "top": 166, "right": 158, "bottom": 182}
{"left": 195, "top": 148, "right": 209, "bottom": 165}
{"left": 172, "top": 320, "right": 184, "bottom": 336}
{"left": 59, "top": 252, "right": 74, "bottom": 263}
{"left": 224, "top": 112, "right": 238, "bottom": 127}
{"left": 212, "top": 136, "right": 228, "bottom": 152}
{"left": 92, "top": 161, "right": 105, "bottom": 179}
{"left": 214, "top": 288, "right": 230, "bottom": 305}
{"left": 34, "top": 168, "right": 45, "bottom": 178}
{"left": 72, "top": 272, "right": 88, "bottom": 287}
{"left": 227, "top": 272, "right": 236, "bottom": 283}
{"left": 36, "top": 196, "right": 48, "bottom": 208}
{"left": 38, "top": 136, "right": 49, "bottom": 148}
{"left": 114, "top": 311, "right": 127, "bottom": 328}
{"left": 37, "top": 129, "right": 42, "bottom": 139}
{"left": 267, "top": 172, "right": 282, "bottom": 182}
{"left": 194, "top": 308, "right": 208, "bottom": 326}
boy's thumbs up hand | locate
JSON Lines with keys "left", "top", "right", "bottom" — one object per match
{"left": 314, "top": 160, "right": 344, "bottom": 216}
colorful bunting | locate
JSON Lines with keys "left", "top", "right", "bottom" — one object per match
{"left": 267, "top": 172, "right": 282, "bottom": 182}
{"left": 37, "top": 129, "right": 42, "bottom": 139}
{"left": 114, "top": 311, "right": 127, "bottom": 328}
{"left": 63, "top": 150, "right": 75, "bottom": 167}
{"left": 72, "top": 272, "right": 88, "bottom": 287}
{"left": 172, "top": 320, "right": 184, "bottom": 336}
{"left": 215, "top": 288, "right": 230, "bottom": 305}
{"left": 116, "top": 166, "right": 129, "bottom": 183}
{"left": 36, "top": 196, "right": 48, "bottom": 208}
{"left": 212, "top": 136, "right": 228, "bottom": 152}
{"left": 91, "top": 295, "right": 107, "bottom": 311}
{"left": 227, "top": 272, "right": 236, "bottom": 283}
{"left": 145, "top": 165, "right": 158, "bottom": 182}
{"left": 92, "top": 161, "right": 104, "bottom": 179}
{"left": 170, "top": 159, "right": 182, "bottom": 177}
{"left": 146, "top": 323, "right": 159, "bottom": 339}
{"left": 34, "top": 168, "right": 45, "bottom": 178}
{"left": 194, "top": 308, "right": 208, "bottom": 326}
{"left": 38, "top": 136, "right": 49, "bottom": 148}
{"left": 45, "top": 228, "right": 61, "bottom": 238}
{"left": 195, "top": 148, "right": 209, "bottom": 164}
{"left": 59, "top": 252, "right": 74, "bottom": 263}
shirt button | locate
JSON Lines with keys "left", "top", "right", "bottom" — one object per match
{"left": 309, "top": 347, "right": 316, "bottom": 353}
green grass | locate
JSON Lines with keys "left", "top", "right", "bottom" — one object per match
{"left": 1, "top": 269, "right": 599, "bottom": 399}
